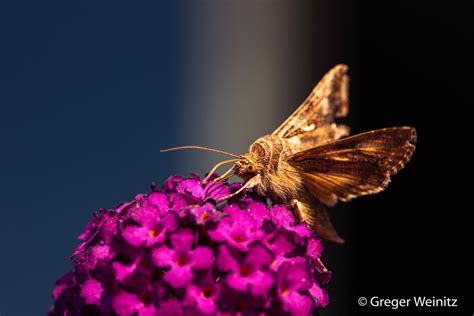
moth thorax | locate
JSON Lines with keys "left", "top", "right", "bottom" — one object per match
{"left": 249, "top": 135, "right": 284, "bottom": 171}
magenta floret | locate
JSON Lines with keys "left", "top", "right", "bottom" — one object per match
{"left": 50, "top": 175, "right": 330, "bottom": 315}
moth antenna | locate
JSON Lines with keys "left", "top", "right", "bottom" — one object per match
{"left": 160, "top": 145, "right": 240, "bottom": 158}
{"left": 202, "top": 159, "right": 239, "bottom": 184}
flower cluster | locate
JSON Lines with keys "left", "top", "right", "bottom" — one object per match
{"left": 50, "top": 175, "right": 330, "bottom": 315}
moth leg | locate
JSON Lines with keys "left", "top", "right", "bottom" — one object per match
{"left": 215, "top": 174, "right": 261, "bottom": 202}
{"left": 214, "top": 165, "right": 235, "bottom": 182}
{"left": 202, "top": 159, "right": 238, "bottom": 184}
{"left": 215, "top": 172, "right": 236, "bottom": 183}
{"left": 317, "top": 258, "right": 329, "bottom": 273}
{"left": 291, "top": 198, "right": 344, "bottom": 244}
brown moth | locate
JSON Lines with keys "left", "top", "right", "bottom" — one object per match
{"left": 161, "top": 64, "right": 416, "bottom": 243}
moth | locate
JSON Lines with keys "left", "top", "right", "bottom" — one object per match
{"left": 161, "top": 64, "right": 416, "bottom": 243}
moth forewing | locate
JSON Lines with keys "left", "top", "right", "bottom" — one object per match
{"left": 273, "top": 64, "right": 350, "bottom": 139}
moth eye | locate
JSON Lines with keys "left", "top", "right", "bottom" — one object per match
{"left": 247, "top": 165, "right": 255, "bottom": 173}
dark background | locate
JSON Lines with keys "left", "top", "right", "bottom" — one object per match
{"left": 0, "top": 1, "right": 472, "bottom": 315}
{"left": 348, "top": 1, "right": 473, "bottom": 315}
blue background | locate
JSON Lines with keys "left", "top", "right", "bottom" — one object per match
{"left": 1, "top": 2, "right": 186, "bottom": 314}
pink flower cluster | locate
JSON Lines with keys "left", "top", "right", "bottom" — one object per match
{"left": 50, "top": 175, "right": 330, "bottom": 315}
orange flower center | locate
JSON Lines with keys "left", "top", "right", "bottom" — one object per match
{"left": 148, "top": 227, "right": 161, "bottom": 238}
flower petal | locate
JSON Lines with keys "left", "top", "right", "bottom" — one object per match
{"left": 112, "top": 259, "right": 138, "bottom": 284}
{"left": 270, "top": 205, "right": 294, "bottom": 228}
{"left": 122, "top": 226, "right": 149, "bottom": 247}
{"left": 80, "top": 278, "right": 103, "bottom": 306}
{"left": 168, "top": 193, "right": 191, "bottom": 213}
{"left": 157, "top": 299, "right": 183, "bottom": 315}
{"left": 152, "top": 246, "right": 174, "bottom": 268}
{"left": 177, "top": 178, "right": 205, "bottom": 199}
{"left": 279, "top": 261, "right": 311, "bottom": 292}
{"left": 52, "top": 271, "right": 74, "bottom": 300}
{"left": 246, "top": 244, "right": 273, "bottom": 270}
{"left": 267, "top": 232, "right": 295, "bottom": 256}
{"left": 132, "top": 205, "right": 162, "bottom": 226}
{"left": 307, "top": 238, "right": 323, "bottom": 260}
{"left": 190, "top": 203, "right": 221, "bottom": 224}
{"left": 170, "top": 229, "right": 194, "bottom": 251}
{"left": 162, "top": 175, "right": 185, "bottom": 192}
{"left": 185, "top": 284, "right": 219, "bottom": 315}
{"left": 98, "top": 212, "right": 119, "bottom": 242}
{"left": 77, "top": 215, "right": 98, "bottom": 241}
{"left": 148, "top": 192, "right": 170, "bottom": 213}
{"left": 112, "top": 291, "right": 143, "bottom": 316}
{"left": 226, "top": 273, "right": 250, "bottom": 293}
{"left": 192, "top": 246, "right": 213, "bottom": 270}
{"left": 138, "top": 304, "right": 158, "bottom": 316}
{"left": 164, "top": 266, "right": 194, "bottom": 288}
{"left": 248, "top": 270, "right": 274, "bottom": 297}
{"left": 204, "top": 181, "right": 230, "bottom": 201}
{"left": 281, "top": 291, "right": 313, "bottom": 316}
{"left": 309, "top": 282, "right": 329, "bottom": 308}
{"left": 216, "top": 245, "right": 239, "bottom": 272}
{"left": 245, "top": 200, "right": 270, "bottom": 227}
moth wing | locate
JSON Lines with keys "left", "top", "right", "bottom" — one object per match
{"left": 287, "top": 123, "right": 350, "bottom": 152}
{"left": 273, "top": 64, "right": 349, "bottom": 140}
{"left": 288, "top": 127, "right": 417, "bottom": 206}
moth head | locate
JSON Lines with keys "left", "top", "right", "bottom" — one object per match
{"left": 235, "top": 154, "right": 260, "bottom": 179}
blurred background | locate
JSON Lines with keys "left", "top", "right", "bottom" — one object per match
{"left": 0, "top": 1, "right": 472, "bottom": 315}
